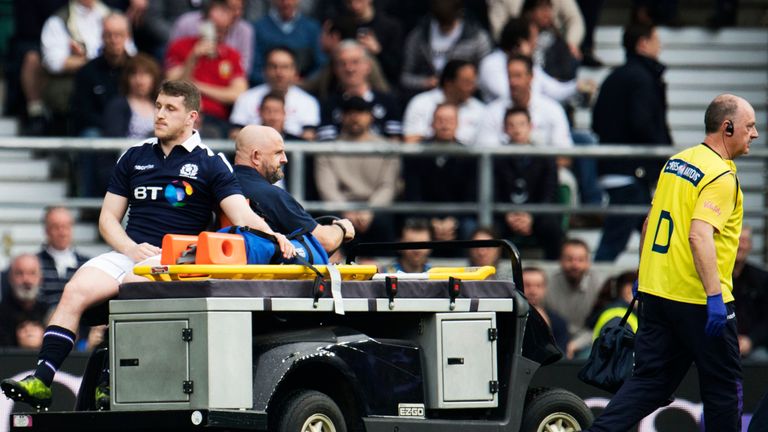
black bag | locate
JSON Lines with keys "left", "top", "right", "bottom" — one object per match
{"left": 577, "top": 296, "right": 638, "bottom": 393}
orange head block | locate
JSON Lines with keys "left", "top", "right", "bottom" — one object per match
{"left": 196, "top": 232, "right": 247, "bottom": 265}
{"left": 160, "top": 234, "right": 199, "bottom": 265}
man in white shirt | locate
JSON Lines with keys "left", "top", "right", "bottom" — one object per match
{"left": 229, "top": 46, "right": 320, "bottom": 140}
{"left": 39, "top": 0, "right": 137, "bottom": 132}
{"left": 402, "top": 59, "right": 485, "bottom": 145}
{"left": 477, "top": 17, "right": 578, "bottom": 104}
{"left": 475, "top": 54, "right": 572, "bottom": 149}
{"left": 41, "top": 0, "right": 113, "bottom": 76}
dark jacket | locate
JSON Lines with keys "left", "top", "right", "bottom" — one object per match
{"left": 400, "top": 17, "right": 492, "bottom": 97}
{"left": 37, "top": 248, "right": 90, "bottom": 307}
{"left": 733, "top": 262, "right": 768, "bottom": 351}
{"left": 546, "top": 307, "right": 570, "bottom": 353}
{"left": 0, "top": 292, "right": 50, "bottom": 347}
{"left": 493, "top": 153, "right": 563, "bottom": 259}
{"left": 403, "top": 139, "right": 477, "bottom": 204}
{"left": 233, "top": 165, "right": 318, "bottom": 236}
{"left": 71, "top": 55, "right": 124, "bottom": 135}
{"left": 355, "top": 11, "right": 404, "bottom": 86}
{"left": 593, "top": 53, "right": 672, "bottom": 185}
{"left": 102, "top": 96, "right": 132, "bottom": 137}
{"left": 493, "top": 155, "right": 558, "bottom": 205}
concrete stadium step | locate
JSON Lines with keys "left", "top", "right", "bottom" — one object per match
{"left": 594, "top": 27, "right": 768, "bottom": 69}
{"left": 0, "top": 117, "right": 18, "bottom": 137}
{"left": 594, "top": 47, "right": 768, "bottom": 69}
{"left": 1, "top": 222, "right": 99, "bottom": 244}
{"left": 671, "top": 130, "right": 765, "bottom": 146}
{"left": 0, "top": 149, "right": 36, "bottom": 160}
{"left": 668, "top": 88, "right": 768, "bottom": 108}
{"left": 664, "top": 70, "right": 768, "bottom": 89}
{"left": 0, "top": 207, "right": 83, "bottom": 223}
{"left": 0, "top": 160, "right": 51, "bottom": 180}
{"left": 579, "top": 69, "right": 768, "bottom": 90}
{"left": 575, "top": 109, "right": 768, "bottom": 130}
{"left": 595, "top": 26, "right": 768, "bottom": 49}
{"left": 601, "top": 0, "right": 768, "bottom": 26}
{"left": 0, "top": 181, "right": 67, "bottom": 202}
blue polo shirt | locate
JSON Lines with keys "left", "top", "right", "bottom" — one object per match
{"left": 107, "top": 132, "right": 242, "bottom": 246}
{"left": 233, "top": 164, "right": 317, "bottom": 235}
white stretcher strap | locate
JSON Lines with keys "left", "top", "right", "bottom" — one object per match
{"left": 327, "top": 264, "right": 344, "bottom": 315}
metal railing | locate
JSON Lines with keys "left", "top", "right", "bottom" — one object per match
{"left": 0, "top": 137, "right": 766, "bottom": 231}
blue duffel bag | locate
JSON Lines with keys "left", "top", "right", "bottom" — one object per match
{"left": 219, "top": 226, "right": 330, "bottom": 265}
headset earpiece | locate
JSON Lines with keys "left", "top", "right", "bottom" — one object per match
{"left": 725, "top": 120, "right": 734, "bottom": 136}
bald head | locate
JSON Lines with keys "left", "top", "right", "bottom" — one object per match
{"left": 234, "top": 125, "right": 287, "bottom": 183}
{"left": 102, "top": 13, "right": 131, "bottom": 60}
{"left": 703, "top": 94, "right": 758, "bottom": 159}
{"left": 705, "top": 94, "right": 743, "bottom": 134}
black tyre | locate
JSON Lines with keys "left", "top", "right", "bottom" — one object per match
{"left": 520, "top": 387, "right": 594, "bottom": 432}
{"left": 276, "top": 389, "right": 348, "bottom": 432}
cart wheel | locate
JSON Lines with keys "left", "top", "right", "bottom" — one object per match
{"left": 521, "top": 387, "right": 593, "bottom": 432}
{"left": 276, "top": 389, "right": 347, "bottom": 432}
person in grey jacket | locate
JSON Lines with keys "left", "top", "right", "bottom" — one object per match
{"left": 400, "top": 0, "right": 492, "bottom": 99}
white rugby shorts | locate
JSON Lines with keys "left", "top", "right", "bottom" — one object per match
{"left": 81, "top": 251, "right": 161, "bottom": 282}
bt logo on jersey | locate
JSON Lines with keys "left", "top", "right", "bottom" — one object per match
{"left": 133, "top": 180, "right": 194, "bottom": 207}
{"left": 134, "top": 186, "right": 164, "bottom": 200}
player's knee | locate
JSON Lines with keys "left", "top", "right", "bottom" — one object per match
{"left": 61, "top": 278, "right": 93, "bottom": 306}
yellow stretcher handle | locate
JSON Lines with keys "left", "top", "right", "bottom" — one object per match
{"left": 133, "top": 264, "right": 379, "bottom": 281}
{"left": 133, "top": 264, "right": 496, "bottom": 282}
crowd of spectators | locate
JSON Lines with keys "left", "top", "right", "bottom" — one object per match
{"left": 4, "top": 0, "right": 611, "bottom": 252}
{"left": 0, "top": 0, "right": 754, "bottom": 251}
{"left": 2, "top": 0, "right": 764, "bottom": 358}
{"left": 1, "top": 207, "right": 104, "bottom": 351}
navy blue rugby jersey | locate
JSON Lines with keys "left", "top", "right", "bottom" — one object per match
{"left": 107, "top": 132, "right": 242, "bottom": 246}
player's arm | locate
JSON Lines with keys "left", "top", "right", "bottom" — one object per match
{"left": 219, "top": 194, "right": 295, "bottom": 258}
{"left": 689, "top": 219, "right": 722, "bottom": 297}
{"left": 99, "top": 192, "right": 161, "bottom": 261}
{"left": 690, "top": 172, "right": 736, "bottom": 297}
{"left": 220, "top": 194, "right": 273, "bottom": 233}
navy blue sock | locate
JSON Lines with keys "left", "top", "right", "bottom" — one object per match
{"left": 34, "top": 325, "right": 76, "bottom": 386}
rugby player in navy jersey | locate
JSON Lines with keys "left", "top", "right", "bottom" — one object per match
{"left": 1, "top": 80, "right": 295, "bottom": 410}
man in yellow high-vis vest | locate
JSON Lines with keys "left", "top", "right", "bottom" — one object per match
{"left": 587, "top": 94, "right": 758, "bottom": 432}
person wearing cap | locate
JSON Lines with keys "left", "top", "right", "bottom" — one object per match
{"left": 315, "top": 95, "right": 401, "bottom": 245}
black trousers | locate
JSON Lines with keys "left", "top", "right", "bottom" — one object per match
{"left": 587, "top": 293, "right": 743, "bottom": 432}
